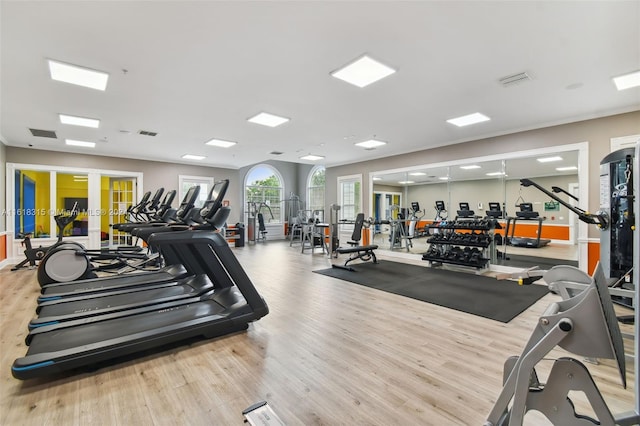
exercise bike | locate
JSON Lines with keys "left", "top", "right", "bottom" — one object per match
{"left": 11, "top": 210, "right": 81, "bottom": 271}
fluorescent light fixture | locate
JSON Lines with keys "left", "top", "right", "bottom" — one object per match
{"left": 65, "top": 139, "right": 95, "bottom": 148}
{"left": 247, "top": 112, "right": 289, "bottom": 127}
{"left": 73, "top": 175, "right": 88, "bottom": 179}
{"left": 460, "top": 165, "right": 481, "bottom": 170}
{"left": 398, "top": 180, "right": 414, "bottom": 184}
{"left": 331, "top": 55, "right": 396, "bottom": 88}
{"left": 537, "top": 156, "right": 563, "bottom": 163}
{"left": 48, "top": 59, "right": 109, "bottom": 91}
{"left": 372, "top": 177, "right": 382, "bottom": 181}
{"left": 300, "top": 154, "right": 324, "bottom": 161}
{"left": 556, "top": 166, "right": 578, "bottom": 171}
{"left": 486, "top": 171, "right": 505, "bottom": 176}
{"left": 446, "top": 112, "right": 490, "bottom": 127}
{"left": 59, "top": 114, "right": 100, "bottom": 128}
{"left": 409, "top": 172, "right": 426, "bottom": 176}
{"left": 613, "top": 70, "right": 640, "bottom": 90}
{"left": 438, "top": 177, "right": 450, "bottom": 181}
{"left": 354, "top": 139, "right": 387, "bottom": 149}
{"left": 205, "top": 138, "right": 237, "bottom": 148}
{"left": 73, "top": 178, "right": 88, "bottom": 182}
{"left": 182, "top": 154, "right": 206, "bottom": 160}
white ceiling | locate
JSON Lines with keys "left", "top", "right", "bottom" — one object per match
{"left": 1, "top": 1, "right": 639, "bottom": 169}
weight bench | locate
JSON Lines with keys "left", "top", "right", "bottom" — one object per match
{"left": 332, "top": 244, "right": 379, "bottom": 271}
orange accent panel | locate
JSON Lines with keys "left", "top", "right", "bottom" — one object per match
{"left": 362, "top": 228, "right": 371, "bottom": 245}
{"left": 0, "top": 234, "right": 6, "bottom": 261}
{"left": 587, "top": 241, "right": 600, "bottom": 275}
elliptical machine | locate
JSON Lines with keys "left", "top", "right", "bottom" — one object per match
{"left": 11, "top": 209, "right": 81, "bottom": 271}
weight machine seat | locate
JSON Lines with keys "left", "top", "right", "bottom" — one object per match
{"left": 485, "top": 262, "right": 629, "bottom": 425}
{"left": 332, "top": 244, "right": 379, "bottom": 271}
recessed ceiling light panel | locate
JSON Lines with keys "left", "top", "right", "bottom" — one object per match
{"left": 248, "top": 112, "right": 290, "bottom": 127}
{"left": 182, "top": 154, "right": 206, "bottom": 160}
{"left": 48, "top": 59, "right": 109, "bottom": 91}
{"left": 537, "top": 156, "right": 563, "bottom": 163}
{"left": 556, "top": 166, "right": 578, "bottom": 171}
{"left": 460, "top": 165, "right": 481, "bottom": 170}
{"left": 613, "top": 70, "right": 640, "bottom": 90}
{"left": 409, "top": 172, "right": 426, "bottom": 176}
{"left": 65, "top": 139, "right": 96, "bottom": 148}
{"left": 446, "top": 112, "right": 490, "bottom": 127}
{"left": 331, "top": 55, "right": 396, "bottom": 88}
{"left": 59, "top": 114, "right": 100, "bottom": 128}
{"left": 300, "top": 154, "right": 324, "bottom": 161}
{"left": 486, "top": 171, "right": 505, "bottom": 176}
{"left": 398, "top": 180, "right": 414, "bottom": 184}
{"left": 354, "top": 139, "right": 387, "bottom": 149}
{"left": 205, "top": 138, "right": 237, "bottom": 148}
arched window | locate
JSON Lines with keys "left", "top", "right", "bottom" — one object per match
{"left": 307, "top": 166, "right": 325, "bottom": 216}
{"left": 245, "top": 164, "right": 284, "bottom": 223}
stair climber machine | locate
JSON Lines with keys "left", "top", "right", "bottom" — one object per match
{"left": 12, "top": 179, "right": 270, "bottom": 381}
{"left": 515, "top": 147, "right": 635, "bottom": 315}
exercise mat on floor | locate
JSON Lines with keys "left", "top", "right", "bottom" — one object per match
{"left": 495, "top": 253, "right": 578, "bottom": 270}
{"left": 314, "top": 260, "right": 549, "bottom": 323}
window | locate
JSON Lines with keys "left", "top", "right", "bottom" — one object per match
{"left": 307, "top": 166, "right": 325, "bottom": 218}
{"left": 179, "top": 175, "right": 214, "bottom": 208}
{"left": 245, "top": 165, "right": 283, "bottom": 223}
{"left": 337, "top": 174, "right": 362, "bottom": 221}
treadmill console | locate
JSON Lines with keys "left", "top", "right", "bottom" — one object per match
{"left": 516, "top": 202, "right": 539, "bottom": 219}
{"left": 486, "top": 202, "right": 503, "bottom": 219}
{"left": 457, "top": 202, "right": 475, "bottom": 218}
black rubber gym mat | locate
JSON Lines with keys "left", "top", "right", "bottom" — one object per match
{"left": 314, "top": 260, "right": 549, "bottom": 323}
{"left": 495, "top": 252, "right": 578, "bottom": 270}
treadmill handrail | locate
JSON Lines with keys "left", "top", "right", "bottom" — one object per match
{"left": 520, "top": 178, "right": 609, "bottom": 229}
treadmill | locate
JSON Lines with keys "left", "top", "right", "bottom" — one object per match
{"left": 112, "top": 189, "right": 177, "bottom": 234}
{"left": 37, "top": 184, "right": 206, "bottom": 297}
{"left": 12, "top": 230, "right": 269, "bottom": 380}
{"left": 31, "top": 206, "right": 231, "bottom": 330}
{"left": 505, "top": 202, "right": 551, "bottom": 248}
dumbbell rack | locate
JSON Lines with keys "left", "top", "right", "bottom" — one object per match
{"left": 422, "top": 219, "right": 496, "bottom": 270}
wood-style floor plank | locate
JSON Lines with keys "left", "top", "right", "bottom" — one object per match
{"left": 0, "top": 241, "right": 635, "bottom": 425}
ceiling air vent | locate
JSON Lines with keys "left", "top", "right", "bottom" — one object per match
{"left": 29, "top": 128, "right": 57, "bottom": 138}
{"left": 138, "top": 130, "right": 158, "bottom": 137}
{"left": 270, "top": 151, "right": 284, "bottom": 155}
{"left": 499, "top": 72, "right": 531, "bottom": 87}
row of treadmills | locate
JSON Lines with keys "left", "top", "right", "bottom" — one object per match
{"left": 12, "top": 179, "right": 269, "bottom": 380}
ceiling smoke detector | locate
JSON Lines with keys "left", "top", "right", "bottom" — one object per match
{"left": 499, "top": 72, "right": 532, "bottom": 87}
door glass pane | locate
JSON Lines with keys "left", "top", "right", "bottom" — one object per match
{"left": 14, "top": 169, "right": 50, "bottom": 238}
{"left": 57, "top": 173, "right": 88, "bottom": 236}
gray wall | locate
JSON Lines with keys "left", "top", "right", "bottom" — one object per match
{"left": 327, "top": 111, "right": 640, "bottom": 238}
{"left": 6, "top": 147, "right": 316, "bottom": 225}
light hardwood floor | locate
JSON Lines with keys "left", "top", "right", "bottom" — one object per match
{"left": 0, "top": 241, "right": 635, "bottom": 425}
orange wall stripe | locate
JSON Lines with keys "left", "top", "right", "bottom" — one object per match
{"left": 421, "top": 220, "right": 569, "bottom": 240}
{"left": 0, "top": 234, "right": 6, "bottom": 261}
{"left": 587, "top": 241, "right": 600, "bottom": 275}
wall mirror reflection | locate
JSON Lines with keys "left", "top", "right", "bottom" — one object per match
{"left": 370, "top": 148, "right": 582, "bottom": 270}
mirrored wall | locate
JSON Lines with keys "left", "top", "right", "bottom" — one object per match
{"left": 369, "top": 143, "right": 587, "bottom": 267}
